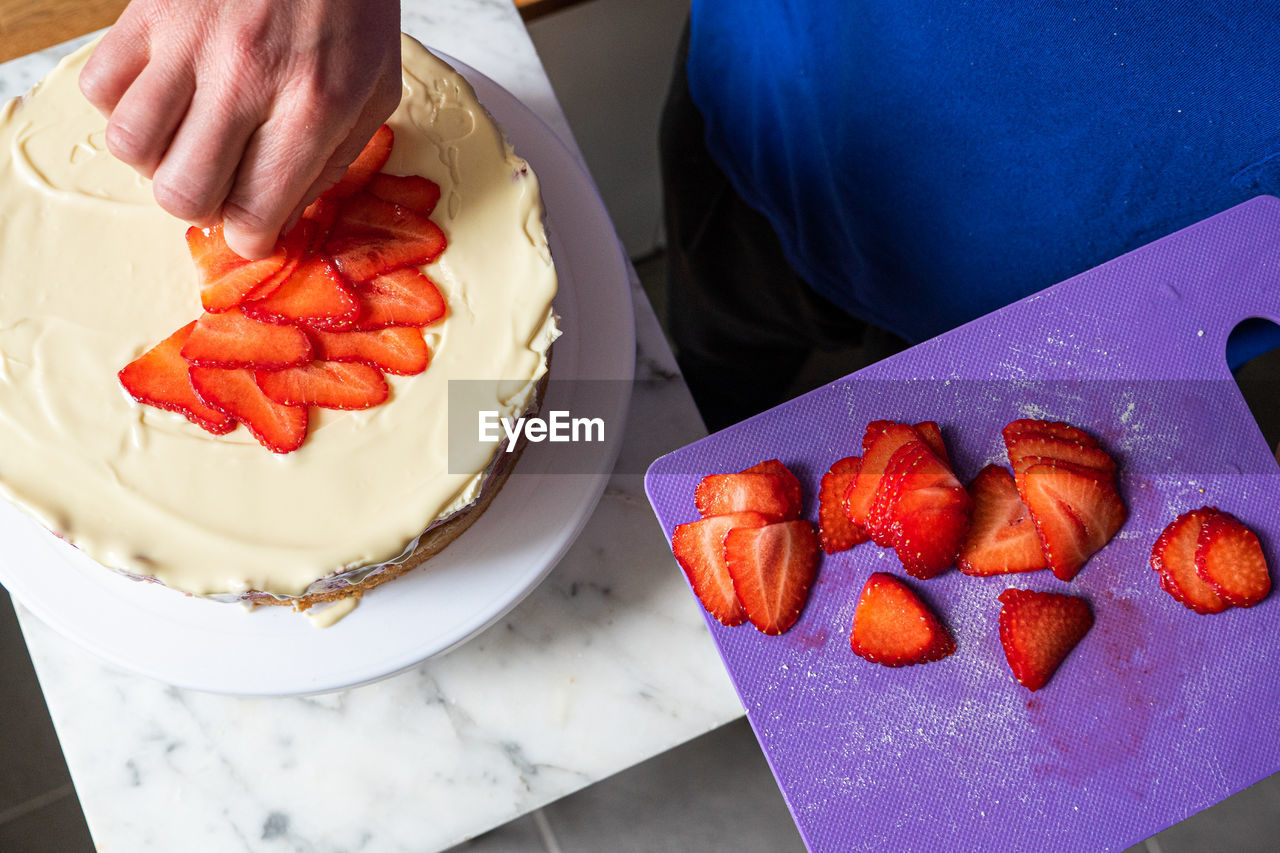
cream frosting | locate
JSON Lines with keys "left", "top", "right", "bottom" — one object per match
{"left": 0, "top": 35, "right": 558, "bottom": 597}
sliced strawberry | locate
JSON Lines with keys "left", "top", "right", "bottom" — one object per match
{"left": 739, "top": 459, "right": 803, "bottom": 518}
{"left": 324, "top": 192, "right": 447, "bottom": 282}
{"left": 913, "top": 421, "right": 949, "bottom": 465}
{"left": 353, "top": 268, "right": 447, "bottom": 330}
{"left": 255, "top": 361, "right": 389, "bottom": 411}
{"left": 1002, "top": 419, "right": 1102, "bottom": 448}
{"left": 181, "top": 308, "right": 312, "bottom": 370}
{"left": 671, "top": 511, "right": 771, "bottom": 627}
{"left": 1195, "top": 511, "right": 1271, "bottom": 608}
{"left": 845, "top": 423, "right": 920, "bottom": 528}
{"left": 890, "top": 442, "right": 971, "bottom": 579}
{"left": 1150, "top": 508, "right": 1230, "bottom": 614}
{"left": 1018, "top": 460, "right": 1126, "bottom": 581}
{"left": 308, "top": 327, "right": 430, "bottom": 375}
{"left": 367, "top": 173, "right": 441, "bottom": 216}
{"left": 724, "top": 520, "right": 820, "bottom": 634}
{"left": 865, "top": 440, "right": 923, "bottom": 547}
{"left": 694, "top": 472, "right": 795, "bottom": 521}
{"left": 850, "top": 572, "right": 955, "bottom": 667}
{"left": 997, "top": 588, "right": 1094, "bottom": 691}
{"left": 325, "top": 124, "right": 394, "bottom": 199}
{"left": 819, "top": 456, "right": 869, "bottom": 554}
{"left": 118, "top": 323, "right": 236, "bottom": 435}
{"left": 958, "top": 465, "right": 1049, "bottom": 577}
{"left": 301, "top": 197, "right": 341, "bottom": 246}
{"left": 189, "top": 366, "right": 308, "bottom": 453}
{"left": 242, "top": 255, "right": 360, "bottom": 330}
{"left": 1006, "top": 434, "right": 1117, "bottom": 479}
{"left": 187, "top": 225, "right": 289, "bottom": 313}
{"left": 861, "top": 420, "right": 896, "bottom": 453}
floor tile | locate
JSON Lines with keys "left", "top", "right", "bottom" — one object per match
{"left": 0, "top": 788, "right": 94, "bottom": 853}
{"left": 0, "top": 590, "right": 75, "bottom": 814}
{"left": 542, "top": 718, "right": 805, "bottom": 853}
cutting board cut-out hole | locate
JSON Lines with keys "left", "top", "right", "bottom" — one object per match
{"left": 1230, "top": 317, "right": 1280, "bottom": 459}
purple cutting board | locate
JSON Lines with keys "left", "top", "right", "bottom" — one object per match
{"left": 645, "top": 196, "right": 1280, "bottom": 852}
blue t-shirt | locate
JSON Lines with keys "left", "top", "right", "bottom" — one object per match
{"left": 687, "top": 1, "right": 1280, "bottom": 359}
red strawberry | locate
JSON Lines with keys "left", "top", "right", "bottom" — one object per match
{"left": 739, "top": 459, "right": 803, "bottom": 517}
{"left": 865, "top": 440, "right": 920, "bottom": 547}
{"left": 353, "top": 268, "right": 447, "bottom": 330}
{"left": 861, "top": 420, "right": 896, "bottom": 452}
{"left": 189, "top": 366, "right": 308, "bottom": 453}
{"left": 695, "top": 472, "right": 796, "bottom": 522}
{"left": 724, "top": 520, "right": 820, "bottom": 634}
{"left": 367, "top": 173, "right": 442, "bottom": 216}
{"left": 1195, "top": 511, "right": 1271, "bottom": 608}
{"left": 255, "top": 361, "right": 389, "bottom": 410}
{"left": 308, "top": 327, "right": 430, "bottom": 375}
{"left": 325, "top": 124, "right": 394, "bottom": 199}
{"left": 819, "top": 456, "right": 869, "bottom": 553}
{"left": 889, "top": 442, "right": 971, "bottom": 579}
{"left": 1150, "top": 508, "right": 1230, "bottom": 614}
{"left": 671, "top": 511, "right": 771, "bottom": 626}
{"left": 241, "top": 255, "right": 360, "bottom": 330}
{"left": 1018, "top": 460, "right": 1126, "bottom": 581}
{"left": 301, "top": 197, "right": 341, "bottom": 245}
{"left": 997, "top": 588, "right": 1094, "bottom": 691}
{"left": 958, "top": 465, "right": 1048, "bottom": 577}
{"left": 913, "top": 421, "right": 949, "bottom": 465}
{"left": 850, "top": 572, "right": 955, "bottom": 667}
{"left": 187, "top": 225, "right": 290, "bottom": 313}
{"left": 845, "top": 422, "right": 920, "bottom": 528}
{"left": 324, "top": 193, "right": 447, "bottom": 282}
{"left": 1006, "top": 435, "right": 1117, "bottom": 479}
{"left": 118, "top": 323, "right": 235, "bottom": 435}
{"left": 181, "top": 308, "right": 312, "bottom": 370}
{"left": 1002, "top": 419, "right": 1102, "bottom": 448}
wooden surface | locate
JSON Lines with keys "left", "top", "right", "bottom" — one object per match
{"left": 0, "top": 0, "right": 585, "bottom": 64}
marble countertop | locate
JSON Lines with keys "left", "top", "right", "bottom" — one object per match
{"left": 1, "top": 1, "right": 744, "bottom": 850}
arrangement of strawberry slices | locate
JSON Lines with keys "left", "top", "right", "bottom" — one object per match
{"left": 672, "top": 460, "right": 820, "bottom": 634}
{"left": 996, "top": 588, "right": 1094, "bottom": 691}
{"left": 1151, "top": 507, "right": 1271, "bottom": 613}
{"left": 841, "top": 421, "right": 971, "bottom": 579}
{"left": 1001, "top": 419, "right": 1126, "bottom": 581}
{"left": 118, "top": 125, "right": 448, "bottom": 453}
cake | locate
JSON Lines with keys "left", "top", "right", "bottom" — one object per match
{"left": 0, "top": 34, "right": 559, "bottom": 607}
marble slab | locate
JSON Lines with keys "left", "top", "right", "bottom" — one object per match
{"left": 3, "top": 2, "right": 744, "bottom": 850}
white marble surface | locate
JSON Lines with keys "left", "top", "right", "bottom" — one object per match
{"left": 3, "top": 2, "right": 744, "bottom": 850}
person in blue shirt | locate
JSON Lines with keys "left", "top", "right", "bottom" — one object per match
{"left": 663, "top": 2, "right": 1280, "bottom": 429}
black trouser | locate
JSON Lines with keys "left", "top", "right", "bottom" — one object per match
{"left": 658, "top": 24, "right": 903, "bottom": 432}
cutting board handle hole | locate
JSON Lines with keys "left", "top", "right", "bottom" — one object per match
{"left": 1229, "top": 317, "right": 1280, "bottom": 456}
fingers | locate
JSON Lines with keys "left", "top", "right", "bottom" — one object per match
{"left": 79, "top": 27, "right": 149, "bottom": 116}
{"left": 221, "top": 73, "right": 401, "bottom": 259}
{"left": 150, "top": 87, "right": 259, "bottom": 230}
{"left": 101, "top": 62, "right": 195, "bottom": 177}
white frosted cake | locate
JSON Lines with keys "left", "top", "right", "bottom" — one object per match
{"left": 0, "top": 35, "right": 558, "bottom": 606}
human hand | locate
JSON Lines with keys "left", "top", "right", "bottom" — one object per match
{"left": 79, "top": 0, "right": 403, "bottom": 259}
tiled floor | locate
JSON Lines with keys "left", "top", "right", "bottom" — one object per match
{"left": 3, "top": 254, "right": 1280, "bottom": 852}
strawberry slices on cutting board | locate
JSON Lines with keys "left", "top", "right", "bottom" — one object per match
{"left": 1002, "top": 419, "right": 1126, "bottom": 581}
{"left": 842, "top": 420, "right": 970, "bottom": 579}
{"left": 1151, "top": 507, "right": 1271, "bottom": 612}
{"left": 118, "top": 125, "right": 448, "bottom": 454}
{"left": 671, "top": 460, "right": 819, "bottom": 634}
